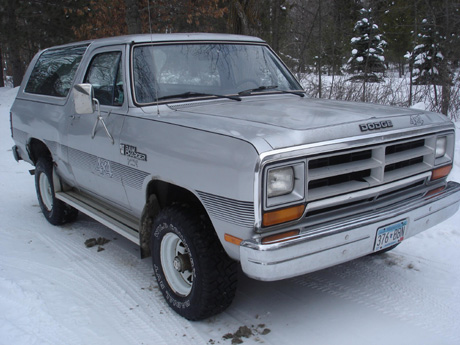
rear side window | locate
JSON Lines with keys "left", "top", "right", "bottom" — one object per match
{"left": 25, "top": 45, "right": 88, "bottom": 97}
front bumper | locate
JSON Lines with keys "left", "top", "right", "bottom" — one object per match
{"left": 240, "top": 181, "right": 460, "bottom": 281}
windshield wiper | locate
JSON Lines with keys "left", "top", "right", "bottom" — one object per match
{"left": 238, "top": 85, "right": 305, "bottom": 97}
{"left": 277, "top": 90, "right": 305, "bottom": 97}
{"left": 238, "top": 85, "right": 278, "bottom": 95}
{"left": 157, "top": 91, "right": 241, "bottom": 102}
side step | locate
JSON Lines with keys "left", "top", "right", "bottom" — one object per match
{"left": 56, "top": 190, "right": 140, "bottom": 244}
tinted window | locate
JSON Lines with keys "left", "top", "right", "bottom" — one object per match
{"left": 25, "top": 45, "right": 88, "bottom": 97}
{"left": 85, "top": 52, "right": 123, "bottom": 106}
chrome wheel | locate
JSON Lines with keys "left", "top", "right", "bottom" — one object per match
{"left": 39, "top": 172, "right": 53, "bottom": 212}
{"left": 35, "top": 158, "right": 78, "bottom": 225}
{"left": 160, "top": 232, "right": 193, "bottom": 296}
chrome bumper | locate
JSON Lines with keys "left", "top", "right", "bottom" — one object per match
{"left": 240, "top": 181, "right": 460, "bottom": 281}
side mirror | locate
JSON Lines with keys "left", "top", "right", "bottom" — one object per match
{"left": 73, "top": 83, "right": 95, "bottom": 114}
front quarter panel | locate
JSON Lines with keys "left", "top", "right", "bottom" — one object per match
{"left": 120, "top": 108, "right": 260, "bottom": 259}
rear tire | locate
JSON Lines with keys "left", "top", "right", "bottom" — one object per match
{"left": 151, "top": 206, "right": 237, "bottom": 320}
{"left": 35, "top": 158, "right": 78, "bottom": 225}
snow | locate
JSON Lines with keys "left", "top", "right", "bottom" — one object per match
{"left": 411, "top": 102, "right": 428, "bottom": 110}
{"left": 414, "top": 53, "right": 426, "bottom": 64}
{"left": 2, "top": 86, "right": 460, "bottom": 345}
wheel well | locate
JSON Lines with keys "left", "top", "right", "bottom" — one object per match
{"left": 146, "top": 180, "right": 205, "bottom": 211}
{"left": 139, "top": 180, "right": 208, "bottom": 258}
{"left": 28, "top": 138, "right": 51, "bottom": 165}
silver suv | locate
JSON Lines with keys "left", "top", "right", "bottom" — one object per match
{"left": 10, "top": 33, "right": 460, "bottom": 320}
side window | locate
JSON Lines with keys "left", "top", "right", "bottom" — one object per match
{"left": 25, "top": 45, "right": 87, "bottom": 97}
{"left": 84, "top": 52, "right": 123, "bottom": 106}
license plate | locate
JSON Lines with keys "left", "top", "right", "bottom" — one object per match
{"left": 373, "top": 220, "right": 407, "bottom": 252}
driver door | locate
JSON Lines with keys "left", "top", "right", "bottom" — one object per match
{"left": 66, "top": 45, "right": 130, "bottom": 210}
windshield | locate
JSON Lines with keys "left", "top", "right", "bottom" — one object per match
{"left": 132, "top": 43, "right": 302, "bottom": 104}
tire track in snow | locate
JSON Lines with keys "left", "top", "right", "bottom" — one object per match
{"left": 0, "top": 275, "right": 80, "bottom": 345}
{"left": 34, "top": 221, "right": 205, "bottom": 345}
{"left": 291, "top": 255, "right": 460, "bottom": 343}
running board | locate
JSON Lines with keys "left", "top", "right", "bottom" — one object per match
{"left": 56, "top": 190, "right": 140, "bottom": 244}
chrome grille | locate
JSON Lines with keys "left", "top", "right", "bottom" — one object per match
{"left": 306, "top": 135, "right": 435, "bottom": 201}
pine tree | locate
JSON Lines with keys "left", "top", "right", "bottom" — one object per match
{"left": 379, "top": 0, "right": 414, "bottom": 77}
{"left": 409, "top": 18, "right": 447, "bottom": 86}
{"left": 348, "top": 7, "right": 386, "bottom": 81}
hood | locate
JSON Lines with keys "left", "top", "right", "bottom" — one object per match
{"left": 149, "top": 94, "right": 449, "bottom": 152}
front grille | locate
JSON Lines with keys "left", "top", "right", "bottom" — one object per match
{"left": 385, "top": 139, "right": 424, "bottom": 155}
{"left": 306, "top": 135, "right": 435, "bottom": 201}
{"left": 309, "top": 150, "right": 372, "bottom": 170}
{"left": 309, "top": 169, "right": 371, "bottom": 190}
{"left": 384, "top": 156, "right": 424, "bottom": 173}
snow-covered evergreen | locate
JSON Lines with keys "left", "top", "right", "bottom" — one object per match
{"left": 348, "top": 8, "right": 386, "bottom": 81}
{"left": 408, "top": 19, "right": 448, "bottom": 85}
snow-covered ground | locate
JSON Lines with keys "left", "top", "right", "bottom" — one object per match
{"left": 1, "top": 86, "right": 460, "bottom": 345}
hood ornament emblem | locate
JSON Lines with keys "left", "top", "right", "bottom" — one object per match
{"left": 359, "top": 120, "right": 393, "bottom": 132}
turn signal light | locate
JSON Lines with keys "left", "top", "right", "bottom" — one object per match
{"left": 262, "top": 204, "right": 305, "bottom": 227}
{"left": 224, "top": 233, "right": 243, "bottom": 246}
{"left": 431, "top": 165, "right": 452, "bottom": 180}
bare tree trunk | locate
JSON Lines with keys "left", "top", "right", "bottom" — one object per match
{"left": 399, "top": 58, "right": 404, "bottom": 78}
{"left": 6, "top": 2, "right": 24, "bottom": 87}
{"left": 440, "top": 0, "right": 451, "bottom": 116}
{"left": 408, "top": 63, "right": 413, "bottom": 107}
{"left": 317, "top": 0, "right": 322, "bottom": 98}
{"left": 362, "top": 79, "right": 366, "bottom": 102}
{"left": 433, "top": 83, "right": 438, "bottom": 107}
{"left": 125, "top": 0, "right": 143, "bottom": 34}
{"left": 296, "top": 4, "right": 320, "bottom": 77}
{"left": 0, "top": 46, "right": 4, "bottom": 88}
{"left": 231, "top": 0, "right": 251, "bottom": 35}
{"left": 408, "top": 1, "right": 418, "bottom": 107}
{"left": 441, "top": 83, "right": 450, "bottom": 116}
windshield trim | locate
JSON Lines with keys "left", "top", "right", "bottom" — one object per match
{"left": 130, "top": 41, "right": 303, "bottom": 107}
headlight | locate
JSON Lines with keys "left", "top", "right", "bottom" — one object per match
{"left": 264, "top": 162, "right": 305, "bottom": 209}
{"left": 267, "top": 167, "right": 294, "bottom": 197}
{"left": 435, "top": 136, "right": 447, "bottom": 158}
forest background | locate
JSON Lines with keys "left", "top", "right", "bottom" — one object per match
{"left": 1, "top": 0, "right": 459, "bottom": 118}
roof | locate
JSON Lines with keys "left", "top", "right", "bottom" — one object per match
{"left": 44, "top": 33, "right": 266, "bottom": 51}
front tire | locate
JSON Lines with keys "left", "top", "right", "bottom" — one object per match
{"left": 151, "top": 206, "right": 237, "bottom": 320}
{"left": 35, "top": 158, "right": 78, "bottom": 225}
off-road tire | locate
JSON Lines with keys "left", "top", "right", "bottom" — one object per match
{"left": 151, "top": 206, "right": 238, "bottom": 320}
{"left": 35, "top": 158, "right": 78, "bottom": 225}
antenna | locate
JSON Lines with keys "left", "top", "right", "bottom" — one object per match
{"left": 147, "top": 0, "right": 160, "bottom": 115}
{"left": 147, "top": 0, "right": 153, "bottom": 39}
